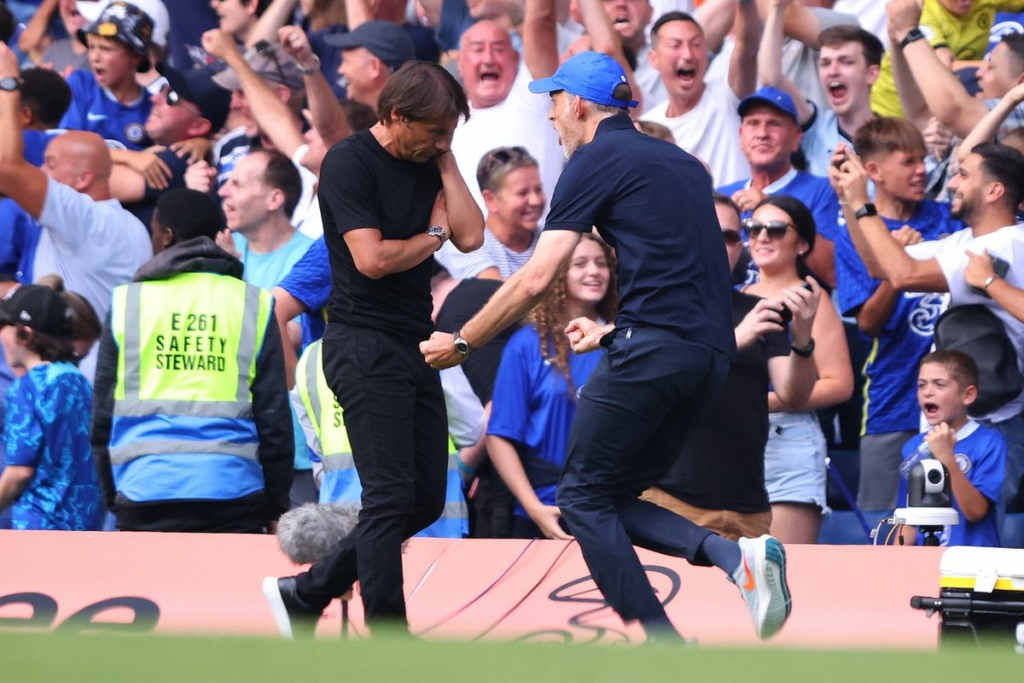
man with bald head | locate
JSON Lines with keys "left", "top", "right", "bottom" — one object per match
{"left": 0, "top": 44, "right": 152, "bottom": 379}
{"left": 451, "top": 19, "right": 563, "bottom": 216}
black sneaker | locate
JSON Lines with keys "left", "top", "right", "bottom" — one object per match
{"left": 262, "top": 576, "right": 322, "bottom": 638}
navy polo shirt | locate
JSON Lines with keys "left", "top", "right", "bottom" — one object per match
{"left": 543, "top": 114, "right": 735, "bottom": 357}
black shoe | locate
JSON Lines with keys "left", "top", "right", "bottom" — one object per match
{"left": 262, "top": 576, "right": 322, "bottom": 638}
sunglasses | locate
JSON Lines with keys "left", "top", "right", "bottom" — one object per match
{"left": 743, "top": 219, "right": 793, "bottom": 241}
{"left": 722, "top": 229, "right": 743, "bottom": 246}
{"left": 489, "top": 146, "right": 530, "bottom": 164}
{"left": 163, "top": 86, "right": 202, "bottom": 117}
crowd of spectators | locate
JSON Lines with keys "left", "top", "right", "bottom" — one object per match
{"left": 2, "top": 0, "right": 1024, "bottom": 550}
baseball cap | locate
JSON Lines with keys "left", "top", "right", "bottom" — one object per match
{"left": 77, "top": 1, "right": 154, "bottom": 72}
{"left": 77, "top": 0, "right": 169, "bottom": 48}
{"left": 157, "top": 63, "right": 232, "bottom": 132}
{"left": 0, "top": 285, "right": 74, "bottom": 339}
{"left": 212, "top": 41, "right": 305, "bottom": 92}
{"left": 323, "top": 21, "right": 415, "bottom": 71}
{"left": 528, "top": 52, "right": 638, "bottom": 109}
{"left": 737, "top": 86, "right": 799, "bottom": 124}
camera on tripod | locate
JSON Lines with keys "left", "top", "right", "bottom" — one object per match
{"left": 893, "top": 459, "right": 959, "bottom": 545}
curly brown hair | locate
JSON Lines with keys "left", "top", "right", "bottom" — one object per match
{"left": 525, "top": 233, "right": 618, "bottom": 398}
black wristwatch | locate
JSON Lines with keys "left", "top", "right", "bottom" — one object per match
{"left": 791, "top": 338, "right": 815, "bottom": 358}
{"left": 899, "top": 27, "right": 927, "bottom": 50}
{"left": 0, "top": 76, "right": 22, "bottom": 93}
{"left": 453, "top": 329, "right": 473, "bottom": 356}
{"left": 854, "top": 203, "right": 878, "bottom": 220}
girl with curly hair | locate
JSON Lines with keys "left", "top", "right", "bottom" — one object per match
{"left": 487, "top": 234, "right": 617, "bottom": 539}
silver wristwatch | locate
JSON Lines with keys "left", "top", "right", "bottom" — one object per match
{"left": 426, "top": 225, "right": 447, "bottom": 250}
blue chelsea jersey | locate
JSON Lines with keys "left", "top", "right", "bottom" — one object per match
{"left": 836, "top": 201, "right": 962, "bottom": 434}
{"left": 59, "top": 70, "right": 152, "bottom": 151}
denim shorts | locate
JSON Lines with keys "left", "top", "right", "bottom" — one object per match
{"left": 764, "top": 411, "right": 828, "bottom": 509}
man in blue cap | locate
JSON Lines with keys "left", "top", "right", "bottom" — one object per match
{"left": 718, "top": 85, "right": 842, "bottom": 289}
{"left": 422, "top": 51, "right": 796, "bottom": 643}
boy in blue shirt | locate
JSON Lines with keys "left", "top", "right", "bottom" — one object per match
{"left": 0, "top": 285, "right": 101, "bottom": 530}
{"left": 897, "top": 350, "right": 1005, "bottom": 547}
{"left": 59, "top": 2, "right": 154, "bottom": 151}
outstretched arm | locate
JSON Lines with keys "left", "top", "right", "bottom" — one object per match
{"left": 0, "top": 43, "right": 47, "bottom": 219}
{"left": 757, "top": 0, "right": 813, "bottom": 126}
{"left": 728, "top": 0, "right": 761, "bottom": 100}
{"left": 523, "top": 0, "right": 560, "bottom": 79}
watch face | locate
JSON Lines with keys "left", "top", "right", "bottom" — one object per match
{"left": 0, "top": 77, "right": 19, "bottom": 92}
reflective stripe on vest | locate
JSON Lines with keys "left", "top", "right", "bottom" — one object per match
{"left": 109, "top": 273, "right": 271, "bottom": 465}
{"left": 298, "top": 340, "right": 467, "bottom": 536}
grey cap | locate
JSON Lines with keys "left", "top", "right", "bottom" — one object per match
{"left": 323, "top": 21, "right": 415, "bottom": 71}
{"left": 212, "top": 40, "right": 305, "bottom": 92}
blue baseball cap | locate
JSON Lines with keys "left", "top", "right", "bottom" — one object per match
{"left": 738, "top": 86, "right": 799, "bottom": 124}
{"left": 528, "top": 52, "right": 638, "bottom": 109}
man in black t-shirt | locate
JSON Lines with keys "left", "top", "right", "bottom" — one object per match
{"left": 421, "top": 53, "right": 812, "bottom": 643}
{"left": 263, "top": 61, "right": 484, "bottom": 636}
{"left": 643, "top": 195, "right": 820, "bottom": 541}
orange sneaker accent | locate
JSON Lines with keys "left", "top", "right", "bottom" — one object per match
{"left": 742, "top": 556, "right": 756, "bottom": 592}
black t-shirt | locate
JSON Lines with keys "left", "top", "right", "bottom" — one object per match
{"left": 435, "top": 277, "right": 515, "bottom": 404}
{"left": 657, "top": 291, "right": 790, "bottom": 513}
{"left": 543, "top": 114, "right": 735, "bottom": 358}
{"left": 124, "top": 149, "right": 189, "bottom": 233}
{"left": 319, "top": 130, "right": 443, "bottom": 342}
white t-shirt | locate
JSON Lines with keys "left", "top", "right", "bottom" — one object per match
{"left": 35, "top": 176, "right": 153, "bottom": 380}
{"left": 451, "top": 64, "right": 564, "bottom": 220}
{"left": 641, "top": 77, "right": 749, "bottom": 186}
{"left": 906, "top": 225, "right": 1024, "bottom": 422}
{"left": 290, "top": 143, "right": 322, "bottom": 239}
{"left": 434, "top": 227, "right": 538, "bottom": 280}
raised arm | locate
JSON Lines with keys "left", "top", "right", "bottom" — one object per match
{"left": 829, "top": 145, "right": 948, "bottom": 292}
{"left": 245, "top": 0, "right": 299, "bottom": 47}
{"left": 757, "top": 0, "right": 814, "bottom": 126}
{"left": 17, "top": 0, "right": 59, "bottom": 60}
{"left": 202, "top": 29, "right": 305, "bottom": 157}
{"left": 279, "top": 26, "right": 352, "bottom": 149}
{"left": 345, "top": 0, "right": 375, "bottom": 30}
{"left": 729, "top": 0, "right": 761, "bottom": 100}
{"left": 888, "top": 0, "right": 980, "bottom": 136}
{"left": 523, "top": 0, "right": 560, "bottom": 80}
{"left": 576, "top": 0, "right": 642, "bottom": 115}
{"left": 0, "top": 43, "right": 48, "bottom": 219}
{"left": 959, "top": 82, "right": 1024, "bottom": 163}
{"left": 695, "top": 0, "right": 738, "bottom": 55}
{"left": 760, "top": 281, "right": 820, "bottom": 408}
{"left": 437, "top": 149, "right": 485, "bottom": 252}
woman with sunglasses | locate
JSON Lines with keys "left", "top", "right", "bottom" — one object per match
{"left": 487, "top": 235, "right": 617, "bottom": 539}
{"left": 743, "top": 195, "right": 854, "bottom": 544}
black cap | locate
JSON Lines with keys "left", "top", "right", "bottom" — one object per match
{"left": 323, "top": 21, "right": 415, "bottom": 71}
{"left": 78, "top": 1, "right": 154, "bottom": 73}
{"left": 157, "top": 63, "right": 232, "bottom": 132}
{"left": 0, "top": 285, "right": 74, "bottom": 338}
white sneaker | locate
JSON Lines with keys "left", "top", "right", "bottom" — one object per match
{"left": 732, "top": 535, "right": 792, "bottom": 640}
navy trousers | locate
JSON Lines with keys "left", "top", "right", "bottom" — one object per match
{"left": 557, "top": 327, "right": 729, "bottom": 626}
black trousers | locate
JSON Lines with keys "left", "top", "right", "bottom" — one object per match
{"left": 556, "top": 327, "right": 729, "bottom": 627}
{"left": 295, "top": 325, "right": 448, "bottom": 624}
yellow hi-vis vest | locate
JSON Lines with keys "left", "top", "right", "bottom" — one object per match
{"left": 108, "top": 272, "right": 273, "bottom": 502}
{"left": 295, "top": 339, "right": 469, "bottom": 537}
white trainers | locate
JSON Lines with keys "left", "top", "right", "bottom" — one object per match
{"left": 732, "top": 535, "right": 792, "bottom": 640}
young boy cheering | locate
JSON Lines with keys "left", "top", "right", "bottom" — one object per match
{"left": 898, "top": 350, "right": 1006, "bottom": 547}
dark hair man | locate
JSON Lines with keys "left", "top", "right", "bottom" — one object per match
{"left": 263, "top": 60, "right": 484, "bottom": 636}
{"left": 421, "top": 52, "right": 797, "bottom": 643}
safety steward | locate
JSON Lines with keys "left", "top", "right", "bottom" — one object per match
{"left": 293, "top": 338, "right": 474, "bottom": 538}
{"left": 92, "top": 188, "right": 294, "bottom": 533}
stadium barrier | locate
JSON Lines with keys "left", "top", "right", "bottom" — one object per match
{"left": 0, "top": 532, "right": 945, "bottom": 648}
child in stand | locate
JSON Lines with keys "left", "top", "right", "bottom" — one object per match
{"left": 897, "top": 350, "right": 1005, "bottom": 547}
{"left": 0, "top": 285, "right": 101, "bottom": 530}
